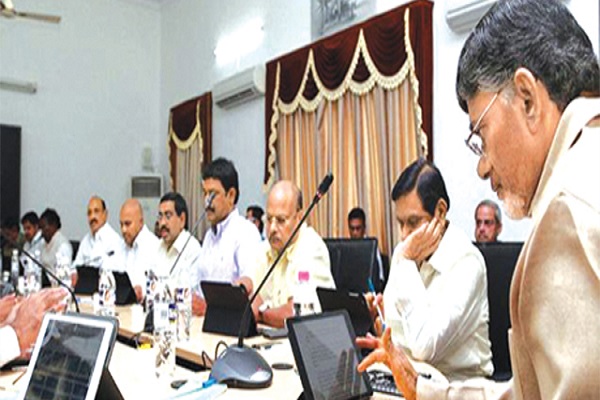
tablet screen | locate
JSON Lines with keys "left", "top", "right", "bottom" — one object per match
{"left": 20, "top": 315, "right": 113, "bottom": 400}
{"left": 287, "top": 311, "right": 372, "bottom": 400}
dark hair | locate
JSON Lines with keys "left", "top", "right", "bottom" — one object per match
{"left": 202, "top": 158, "right": 240, "bottom": 204}
{"left": 40, "top": 208, "right": 61, "bottom": 229}
{"left": 1, "top": 216, "right": 19, "bottom": 230}
{"left": 246, "top": 205, "right": 265, "bottom": 232}
{"left": 21, "top": 211, "right": 39, "bottom": 226}
{"left": 391, "top": 158, "right": 450, "bottom": 216}
{"left": 348, "top": 207, "right": 366, "bottom": 223}
{"left": 160, "top": 192, "right": 189, "bottom": 230}
{"left": 456, "top": 0, "right": 599, "bottom": 112}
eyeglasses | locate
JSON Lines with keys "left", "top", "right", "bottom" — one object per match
{"left": 157, "top": 211, "right": 174, "bottom": 221}
{"left": 465, "top": 92, "right": 499, "bottom": 156}
{"left": 265, "top": 212, "right": 298, "bottom": 227}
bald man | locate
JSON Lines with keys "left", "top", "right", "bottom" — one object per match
{"left": 73, "top": 196, "right": 121, "bottom": 268}
{"left": 110, "top": 199, "right": 159, "bottom": 302}
{"left": 251, "top": 180, "right": 334, "bottom": 328}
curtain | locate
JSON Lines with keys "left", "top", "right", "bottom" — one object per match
{"left": 168, "top": 92, "right": 212, "bottom": 238}
{"left": 264, "top": 1, "right": 433, "bottom": 256}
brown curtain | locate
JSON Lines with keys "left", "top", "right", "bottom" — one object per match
{"left": 264, "top": 1, "right": 433, "bottom": 256}
{"left": 168, "top": 92, "right": 212, "bottom": 238}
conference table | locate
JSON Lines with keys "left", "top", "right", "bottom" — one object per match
{"left": 0, "top": 299, "right": 411, "bottom": 399}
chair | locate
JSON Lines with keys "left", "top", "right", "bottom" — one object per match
{"left": 475, "top": 241, "right": 523, "bottom": 381}
{"left": 324, "top": 238, "right": 378, "bottom": 294}
{"left": 70, "top": 240, "right": 80, "bottom": 261}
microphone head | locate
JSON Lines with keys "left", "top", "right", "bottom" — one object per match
{"left": 205, "top": 192, "right": 217, "bottom": 208}
{"left": 317, "top": 173, "right": 334, "bottom": 197}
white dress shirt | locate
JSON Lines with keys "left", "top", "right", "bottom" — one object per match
{"left": 198, "top": 208, "right": 262, "bottom": 296}
{"left": 23, "top": 230, "right": 44, "bottom": 256}
{"left": 105, "top": 225, "right": 159, "bottom": 289}
{"left": 40, "top": 230, "right": 73, "bottom": 273}
{"left": 155, "top": 230, "right": 202, "bottom": 292}
{"left": 73, "top": 223, "right": 121, "bottom": 268}
{"left": 0, "top": 326, "right": 20, "bottom": 368}
{"left": 384, "top": 222, "right": 493, "bottom": 381}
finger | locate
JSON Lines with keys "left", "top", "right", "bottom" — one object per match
{"left": 357, "top": 350, "right": 382, "bottom": 372}
{"left": 355, "top": 336, "right": 378, "bottom": 349}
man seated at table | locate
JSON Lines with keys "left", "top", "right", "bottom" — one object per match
{"left": 39, "top": 208, "right": 73, "bottom": 275}
{"left": 474, "top": 199, "right": 502, "bottom": 243}
{"left": 73, "top": 196, "right": 121, "bottom": 269}
{"left": 251, "top": 180, "right": 335, "bottom": 328}
{"left": 21, "top": 211, "right": 44, "bottom": 256}
{"left": 107, "top": 199, "right": 159, "bottom": 302}
{"left": 155, "top": 192, "right": 202, "bottom": 314}
{"left": 196, "top": 158, "right": 262, "bottom": 315}
{"left": 382, "top": 158, "right": 493, "bottom": 381}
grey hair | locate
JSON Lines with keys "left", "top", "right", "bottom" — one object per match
{"left": 456, "top": 0, "right": 599, "bottom": 112}
{"left": 476, "top": 199, "right": 502, "bottom": 225}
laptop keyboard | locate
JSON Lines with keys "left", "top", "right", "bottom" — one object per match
{"left": 368, "top": 370, "right": 403, "bottom": 397}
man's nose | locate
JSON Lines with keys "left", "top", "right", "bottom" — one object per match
{"left": 477, "top": 155, "right": 491, "bottom": 180}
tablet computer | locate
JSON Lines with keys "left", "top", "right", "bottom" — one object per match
{"left": 18, "top": 313, "right": 118, "bottom": 400}
{"left": 201, "top": 280, "right": 258, "bottom": 337}
{"left": 286, "top": 310, "right": 373, "bottom": 400}
{"left": 316, "top": 287, "right": 374, "bottom": 337}
{"left": 113, "top": 271, "right": 137, "bottom": 305}
{"left": 74, "top": 266, "right": 99, "bottom": 295}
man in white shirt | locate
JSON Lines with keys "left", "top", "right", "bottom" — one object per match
{"left": 155, "top": 192, "right": 202, "bottom": 314}
{"left": 73, "top": 196, "right": 121, "bottom": 269}
{"left": 21, "top": 211, "right": 44, "bottom": 256}
{"left": 197, "top": 158, "right": 262, "bottom": 315}
{"left": 109, "top": 199, "right": 159, "bottom": 302}
{"left": 382, "top": 158, "right": 493, "bottom": 381}
{"left": 39, "top": 209, "right": 73, "bottom": 275}
{"left": 251, "top": 180, "right": 334, "bottom": 328}
{"left": 0, "top": 288, "right": 68, "bottom": 367}
{"left": 347, "top": 207, "right": 386, "bottom": 292}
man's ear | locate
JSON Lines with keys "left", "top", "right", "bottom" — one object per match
{"left": 513, "top": 67, "right": 543, "bottom": 134}
{"left": 434, "top": 199, "right": 448, "bottom": 220}
{"left": 226, "top": 187, "right": 236, "bottom": 204}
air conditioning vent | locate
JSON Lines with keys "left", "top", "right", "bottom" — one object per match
{"left": 131, "top": 175, "right": 162, "bottom": 198}
{"left": 213, "top": 65, "right": 265, "bottom": 109}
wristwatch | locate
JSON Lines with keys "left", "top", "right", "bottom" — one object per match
{"left": 258, "top": 302, "right": 271, "bottom": 321}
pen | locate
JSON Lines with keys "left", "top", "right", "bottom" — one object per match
{"left": 367, "top": 278, "right": 386, "bottom": 332}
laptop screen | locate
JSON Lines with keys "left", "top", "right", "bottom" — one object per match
{"left": 19, "top": 314, "right": 116, "bottom": 400}
{"left": 287, "top": 310, "right": 372, "bottom": 400}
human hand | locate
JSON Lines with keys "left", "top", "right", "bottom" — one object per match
{"left": 192, "top": 293, "right": 206, "bottom": 316}
{"left": 364, "top": 292, "right": 385, "bottom": 336}
{"left": 10, "top": 288, "right": 68, "bottom": 358}
{"left": 0, "top": 294, "right": 19, "bottom": 323}
{"left": 400, "top": 218, "right": 444, "bottom": 263}
{"left": 356, "top": 327, "right": 418, "bottom": 400}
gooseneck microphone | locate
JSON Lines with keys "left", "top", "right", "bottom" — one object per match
{"left": 19, "top": 246, "right": 80, "bottom": 313}
{"left": 168, "top": 192, "right": 216, "bottom": 276}
{"left": 210, "top": 173, "right": 334, "bottom": 388}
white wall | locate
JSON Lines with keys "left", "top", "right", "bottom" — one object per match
{"left": 0, "top": 0, "right": 161, "bottom": 239}
{"left": 2, "top": 0, "right": 597, "bottom": 243}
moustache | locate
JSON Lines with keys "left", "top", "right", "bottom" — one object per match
{"left": 90, "top": 218, "right": 98, "bottom": 225}
{"left": 160, "top": 226, "right": 169, "bottom": 233}
{"left": 206, "top": 207, "right": 215, "bottom": 213}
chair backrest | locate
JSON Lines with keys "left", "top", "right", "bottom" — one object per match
{"left": 475, "top": 241, "right": 523, "bottom": 381}
{"left": 324, "top": 238, "right": 378, "bottom": 294}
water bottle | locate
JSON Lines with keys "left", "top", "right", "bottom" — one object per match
{"left": 98, "top": 267, "right": 116, "bottom": 316}
{"left": 23, "top": 258, "right": 40, "bottom": 295}
{"left": 145, "top": 269, "right": 158, "bottom": 313}
{"left": 293, "top": 270, "right": 316, "bottom": 317}
{"left": 153, "top": 276, "right": 177, "bottom": 380}
{"left": 10, "top": 250, "right": 20, "bottom": 289}
{"left": 174, "top": 286, "right": 192, "bottom": 342}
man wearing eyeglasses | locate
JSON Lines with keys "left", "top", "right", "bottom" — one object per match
{"left": 356, "top": 0, "right": 599, "bottom": 399}
{"left": 155, "top": 192, "right": 202, "bottom": 313}
{"left": 382, "top": 158, "right": 493, "bottom": 381}
{"left": 251, "top": 180, "right": 334, "bottom": 328}
{"left": 196, "top": 158, "right": 262, "bottom": 316}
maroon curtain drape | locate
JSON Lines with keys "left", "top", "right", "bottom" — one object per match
{"left": 264, "top": 0, "right": 433, "bottom": 184}
{"left": 168, "top": 92, "right": 212, "bottom": 189}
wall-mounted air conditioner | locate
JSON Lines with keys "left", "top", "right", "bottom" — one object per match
{"left": 445, "top": 0, "right": 496, "bottom": 33}
{"left": 131, "top": 174, "right": 163, "bottom": 226}
{"left": 213, "top": 64, "right": 265, "bottom": 109}
{"left": 0, "top": 78, "right": 37, "bottom": 94}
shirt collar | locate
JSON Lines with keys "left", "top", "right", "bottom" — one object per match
{"left": 528, "top": 97, "right": 600, "bottom": 221}
{"left": 426, "top": 221, "right": 457, "bottom": 274}
{"left": 210, "top": 208, "right": 238, "bottom": 238}
{"left": 171, "top": 229, "right": 191, "bottom": 254}
{"left": 266, "top": 223, "right": 306, "bottom": 265}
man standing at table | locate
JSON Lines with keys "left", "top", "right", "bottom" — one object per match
{"left": 73, "top": 196, "right": 120, "bottom": 268}
{"left": 356, "top": 1, "right": 600, "bottom": 398}
{"left": 113, "top": 199, "right": 159, "bottom": 302}
{"left": 251, "top": 180, "right": 334, "bottom": 328}
{"left": 196, "top": 158, "right": 262, "bottom": 316}
{"left": 155, "top": 192, "right": 202, "bottom": 313}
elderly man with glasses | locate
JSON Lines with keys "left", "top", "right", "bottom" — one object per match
{"left": 250, "top": 180, "right": 335, "bottom": 328}
{"left": 356, "top": 0, "right": 600, "bottom": 399}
